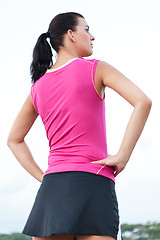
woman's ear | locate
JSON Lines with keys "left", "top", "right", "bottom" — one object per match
{"left": 67, "top": 29, "right": 76, "bottom": 42}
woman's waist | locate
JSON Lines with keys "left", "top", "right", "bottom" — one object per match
{"left": 45, "top": 160, "right": 115, "bottom": 182}
{"left": 48, "top": 151, "right": 107, "bottom": 164}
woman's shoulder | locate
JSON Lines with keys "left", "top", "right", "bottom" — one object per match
{"left": 79, "top": 57, "right": 99, "bottom": 63}
{"left": 77, "top": 58, "right": 100, "bottom": 67}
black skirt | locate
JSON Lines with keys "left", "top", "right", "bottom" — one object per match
{"left": 22, "top": 171, "right": 119, "bottom": 239}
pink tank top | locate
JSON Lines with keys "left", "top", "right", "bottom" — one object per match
{"left": 31, "top": 58, "right": 115, "bottom": 181}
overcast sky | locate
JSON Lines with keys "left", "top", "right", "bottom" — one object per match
{"left": 0, "top": 0, "right": 160, "bottom": 234}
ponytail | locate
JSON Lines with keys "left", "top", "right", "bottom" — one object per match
{"left": 30, "top": 33, "right": 53, "bottom": 83}
{"left": 30, "top": 12, "right": 84, "bottom": 83}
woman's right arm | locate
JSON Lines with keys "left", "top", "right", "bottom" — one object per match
{"left": 7, "top": 94, "right": 44, "bottom": 182}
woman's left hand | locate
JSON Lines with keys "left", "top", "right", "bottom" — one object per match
{"left": 91, "top": 155, "right": 127, "bottom": 177}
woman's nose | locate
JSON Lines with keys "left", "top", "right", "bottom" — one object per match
{"left": 90, "top": 34, "right": 95, "bottom": 41}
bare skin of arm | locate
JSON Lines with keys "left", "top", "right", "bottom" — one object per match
{"left": 91, "top": 61, "right": 152, "bottom": 177}
{"left": 7, "top": 94, "right": 45, "bottom": 182}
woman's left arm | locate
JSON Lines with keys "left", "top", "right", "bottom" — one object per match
{"left": 92, "top": 61, "right": 152, "bottom": 177}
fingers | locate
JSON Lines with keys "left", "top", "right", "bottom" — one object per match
{"left": 91, "top": 156, "right": 116, "bottom": 167}
{"left": 91, "top": 155, "right": 126, "bottom": 177}
{"left": 91, "top": 159, "right": 106, "bottom": 164}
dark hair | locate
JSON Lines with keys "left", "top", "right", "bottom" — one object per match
{"left": 30, "top": 12, "right": 84, "bottom": 83}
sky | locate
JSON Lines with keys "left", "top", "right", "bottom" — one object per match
{"left": 0, "top": 0, "right": 160, "bottom": 234}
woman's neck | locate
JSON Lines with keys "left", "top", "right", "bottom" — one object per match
{"left": 50, "top": 50, "right": 79, "bottom": 70}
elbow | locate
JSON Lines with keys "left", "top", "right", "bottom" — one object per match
{"left": 7, "top": 137, "right": 23, "bottom": 149}
{"left": 7, "top": 137, "right": 14, "bottom": 149}
{"left": 137, "top": 97, "right": 152, "bottom": 112}
{"left": 144, "top": 97, "right": 152, "bottom": 110}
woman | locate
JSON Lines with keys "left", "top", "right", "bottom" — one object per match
{"left": 7, "top": 12, "right": 152, "bottom": 240}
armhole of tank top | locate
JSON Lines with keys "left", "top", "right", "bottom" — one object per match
{"left": 91, "top": 59, "right": 105, "bottom": 100}
{"left": 31, "top": 85, "right": 39, "bottom": 115}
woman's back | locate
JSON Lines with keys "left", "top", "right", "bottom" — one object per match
{"left": 31, "top": 58, "right": 114, "bottom": 180}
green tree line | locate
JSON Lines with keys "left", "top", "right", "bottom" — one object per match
{"left": 121, "top": 222, "right": 160, "bottom": 240}
{"left": 0, "top": 233, "right": 31, "bottom": 240}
